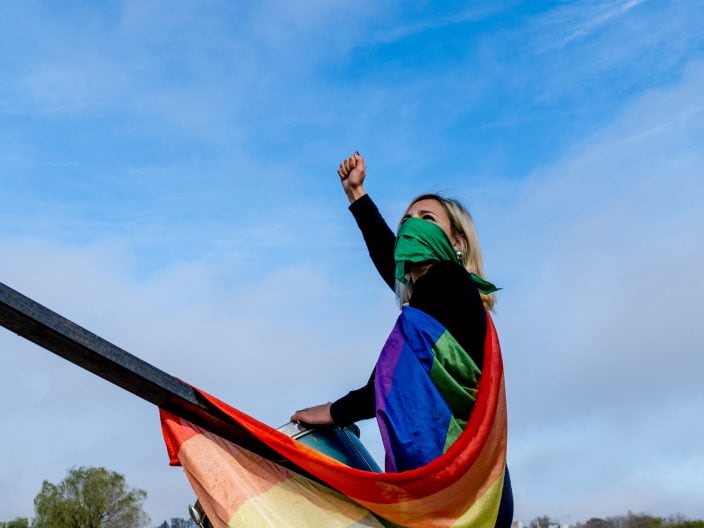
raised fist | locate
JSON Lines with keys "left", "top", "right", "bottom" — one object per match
{"left": 337, "top": 152, "right": 366, "bottom": 203}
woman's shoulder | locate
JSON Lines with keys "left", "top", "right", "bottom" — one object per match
{"left": 411, "top": 261, "right": 483, "bottom": 314}
{"left": 417, "top": 261, "right": 479, "bottom": 291}
{"left": 410, "top": 261, "right": 486, "bottom": 362}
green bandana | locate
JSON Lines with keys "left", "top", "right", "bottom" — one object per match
{"left": 469, "top": 273, "right": 500, "bottom": 295}
{"left": 394, "top": 217, "right": 500, "bottom": 294}
{"left": 394, "top": 217, "right": 459, "bottom": 284}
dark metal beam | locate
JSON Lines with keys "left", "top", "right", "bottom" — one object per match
{"left": 0, "top": 281, "right": 288, "bottom": 466}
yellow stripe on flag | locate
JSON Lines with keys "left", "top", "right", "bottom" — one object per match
{"left": 228, "top": 473, "right": 384, "bottom": 527}
{"left": 176, "top": 429, "right": 384, "bottom": 528}
{"left": 450, "top": 469, "right": 504, "bottom": 528}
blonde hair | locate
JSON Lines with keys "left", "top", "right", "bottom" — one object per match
{"left": 397, "top": 193, "right": 496, "bottom": 311}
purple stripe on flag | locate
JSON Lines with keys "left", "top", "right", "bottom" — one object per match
{"left": 374, "top": 306, "right": 455, "bottom": 471}
{"left": 375, "top": 321, "right": 406, "bottom": 401}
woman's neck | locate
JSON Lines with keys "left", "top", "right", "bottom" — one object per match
{"left": 409, "top": 262, "right": 433, "bottom": 283}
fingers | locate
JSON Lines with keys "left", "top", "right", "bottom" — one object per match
{"left": 290, "top": 408, "right": 309, "bottom": 421}
{"left": 342, "top": 156, "right": 356, "bottom": 176}
{"left": 338, "top": 152, "right": 361, "bottom": 179}
{"left": 290, "top": 403, "right": 333, "bottom": 425}
{"left": 290, "top": 408, "right": 305, "bottom": 422}
{"left": 354, "top": 151, "right": 365, "bottom": 172}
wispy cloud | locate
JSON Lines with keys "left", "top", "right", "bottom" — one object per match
{"left": 486, "top": 61, "right": 704, "bottom": 521}
{"left": 369, "top": 4, "right": 508, "bottom": 45}
{"left": 0, "top": 238, "right": 394, "bottom": 522}
{"left": 537, "top": 0, "right": 647, "bottom": 50}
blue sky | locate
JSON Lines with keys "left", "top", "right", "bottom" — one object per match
{"left": 1, "top": 0, "right": 703, "bottom": 525}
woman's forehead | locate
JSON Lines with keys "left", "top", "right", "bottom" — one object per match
{"left": 405, "top": 198, "right": 445, "bottom": 215}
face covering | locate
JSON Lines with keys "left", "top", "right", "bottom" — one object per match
{"left": 394, "top": 217, "right": 500, "bottom": 294}
{"left": 394, "top": 217, "right": 459, "bottom": 284}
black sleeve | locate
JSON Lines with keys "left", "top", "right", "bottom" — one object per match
{"left": 329, "top": 372, "right": 376, "bottom": 426}
{"left": 410, "top": 261, "right": 487, "bottom": 368}
{"left": 330, "top": 195, "right": 395, "bottom": 425}
{"left": 349, "top": 194, "right": 396, "bottom": 290}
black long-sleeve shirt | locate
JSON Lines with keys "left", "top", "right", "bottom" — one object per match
{"left": 330, "top": 195, "right": 487, "bottom": 426}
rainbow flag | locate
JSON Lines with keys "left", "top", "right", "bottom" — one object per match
{"left": 160, "top": 311, "right": 507, "bottom": 527}
{"left": 375, "top": 306, "right": 482, "bottom": 472}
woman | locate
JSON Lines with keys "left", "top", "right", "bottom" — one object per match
{"left": 292, "top": 152, "right": 512, "bottom": 525}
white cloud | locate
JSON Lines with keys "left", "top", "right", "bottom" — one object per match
{"left": 485, "top": 62, "right": 704, "bottom": 521}
{"left": 0, "top": 235, "right": 394, "bottom": 523}
{"left": 369, "top": 3, "right": 507, "bottom": 45}
{"left": 536, "top": 0, "right": 647, "bottom": 50}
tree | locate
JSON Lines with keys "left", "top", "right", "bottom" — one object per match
{"left": 581, "top": 518, "right": 618, "bottom": 528}
{"left": 32, "top": 466, "right": 149, "bottom": 528}
{"left": 0, "top": 519, "right": 30, "bottom": 528}
{"left": 623, "top": 512, "right": 663, "bottom": 528}
{"left": 574, "top": 514, "right": 704, "bottom": 528}
{"left": 531, "top": 516, "right": 557, "bottom": 528}
{"left": 155, "top": 519, "right": 195, "bottom": 528}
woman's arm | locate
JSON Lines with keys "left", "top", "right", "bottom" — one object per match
{"left": 290, "top": 402, "right": 333, "bottom": 425}
{"left": 290, "top": 378, "right": 375, "bottom": 426}
{"left": 349, "top": 196, "right": 396, "bottom": 290}
{"left": 338, "top": 152, "right": 396, "bottom": 289}
{"left": 290, "top": 155, "right": 396, "bottom": 426}
{"left": 325, "top": 264, "right": 487, "bottom": 427}
{"left": 329, "top": 373, "right": 376, "bottom": 426}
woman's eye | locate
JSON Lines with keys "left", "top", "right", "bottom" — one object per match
{"left": 422, "top": 214, "right": 436, "bottom": 221}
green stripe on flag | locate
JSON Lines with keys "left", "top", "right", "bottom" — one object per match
{"left": 429, "top": 330, "right": 481, "bottom": 452}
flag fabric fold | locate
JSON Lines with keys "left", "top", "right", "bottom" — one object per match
{"left": 160, "top": 310, "right": 507, "bottom": 528}
{"left": 375, "top": 306, "right": 482, "bottom": 472}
